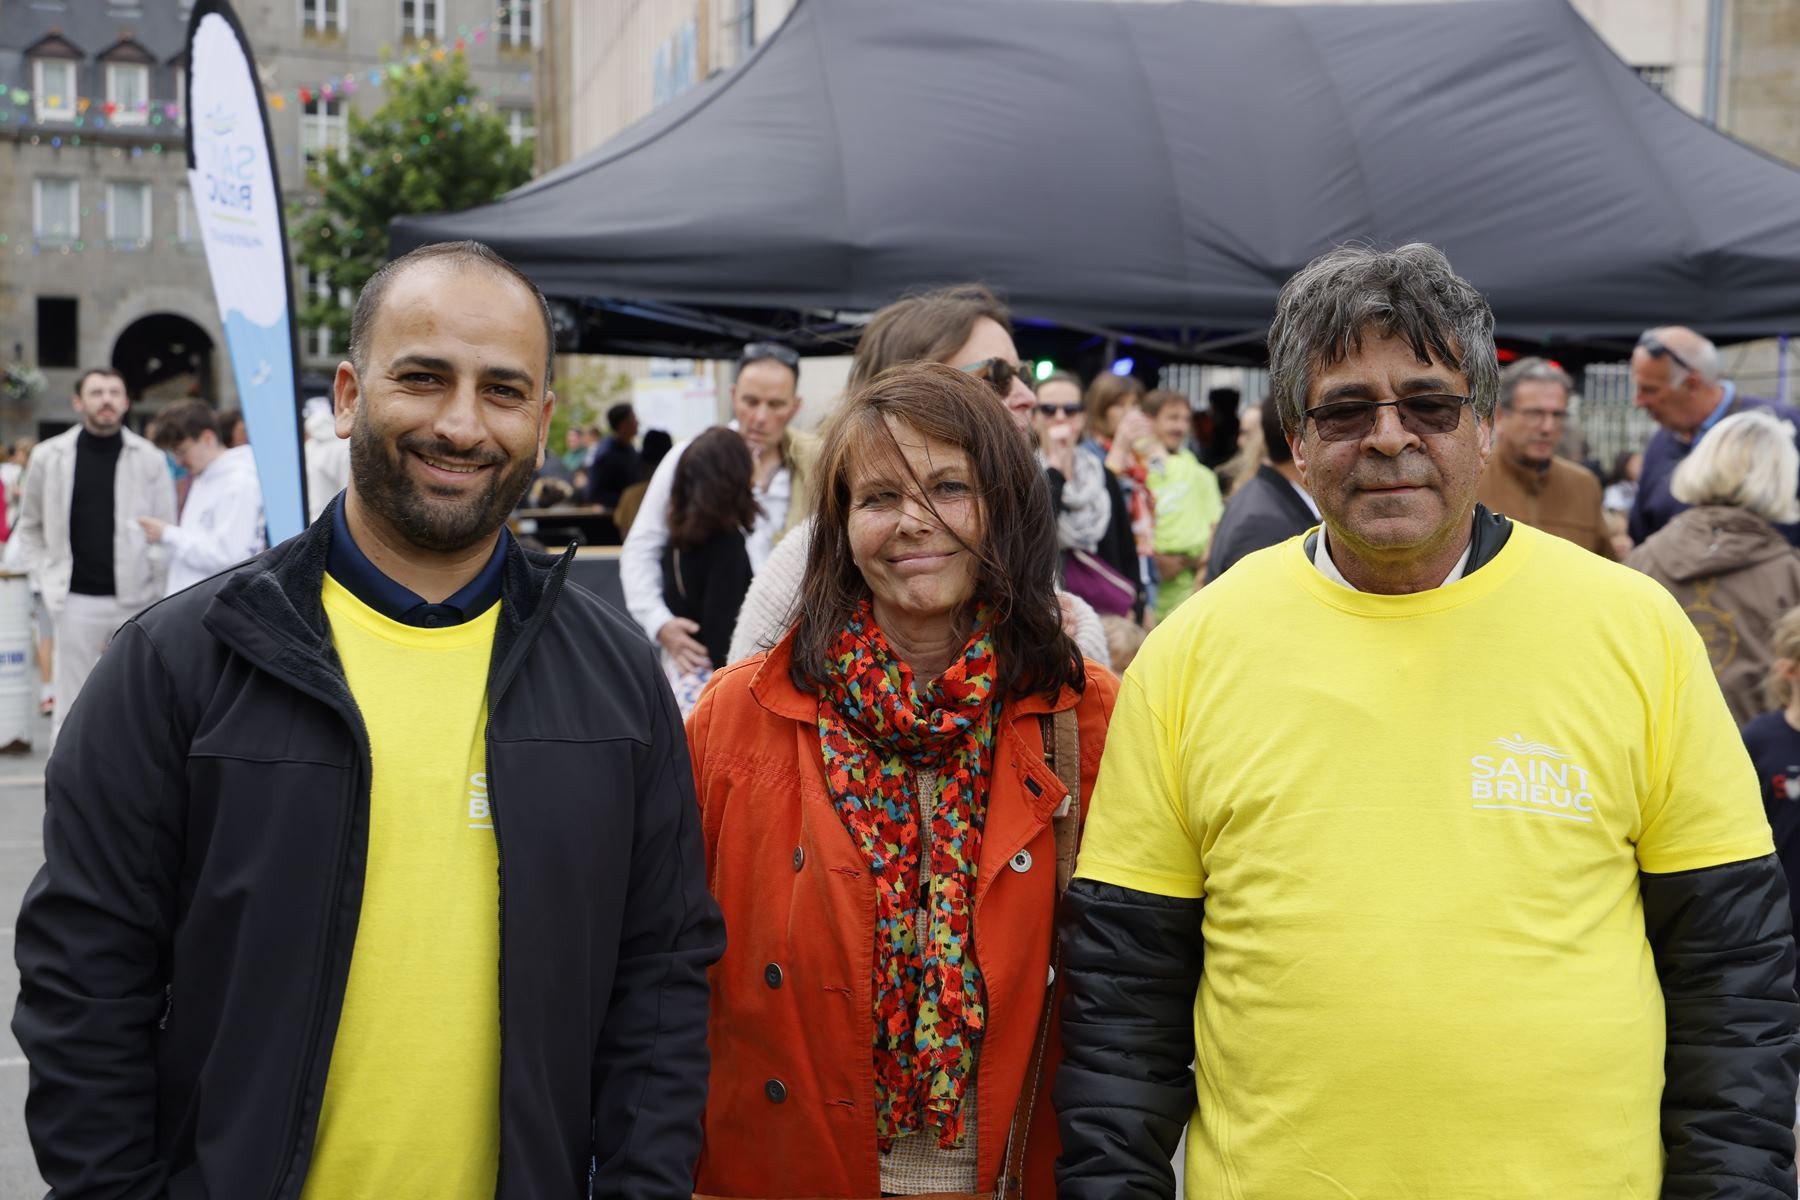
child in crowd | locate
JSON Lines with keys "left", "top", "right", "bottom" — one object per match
{"left": 1741, "top": 605, "right": 1800, "bottom": 999}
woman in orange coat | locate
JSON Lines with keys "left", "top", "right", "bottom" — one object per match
{"left": 687, "top": 363, "right": 1117, "bottom": 1198}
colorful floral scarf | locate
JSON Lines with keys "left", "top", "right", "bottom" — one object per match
{"left": 818, "top": 599, "right": 1000, "bottom": 1152}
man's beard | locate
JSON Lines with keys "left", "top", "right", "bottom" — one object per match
{"left": 349, "top": 407, "right": 538, "bottom": 554}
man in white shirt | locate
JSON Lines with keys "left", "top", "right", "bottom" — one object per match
{"left": 140, "top": 399, "right": 267, "bottom": 595}
{"left": 620, "top": 342, "right": 817, "bottom": 674}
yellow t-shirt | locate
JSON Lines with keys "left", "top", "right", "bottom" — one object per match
{"left": 300, "top": 576, "right": 501, "bottom": 1200}
{"left": 1077, "top": 523, "right": 1772, "bottom": 1200}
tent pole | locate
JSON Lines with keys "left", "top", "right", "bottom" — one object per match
{"left": 1704, "top": 0, "right": 1725, "bottom": 126}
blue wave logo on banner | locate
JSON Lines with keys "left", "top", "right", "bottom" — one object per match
{"left": 204, "top": 103, "right": 237, "bottom": 137}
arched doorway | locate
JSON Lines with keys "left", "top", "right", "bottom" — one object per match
{"left": 111, "top": 313, "right": 216, "bottom": 406}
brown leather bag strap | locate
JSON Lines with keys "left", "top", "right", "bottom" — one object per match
{"left": 994, "top": 712, "right": 1083, "bottom": 1198}
{"left": 1049, "top": 706, "right": 1081, "bottom": 893}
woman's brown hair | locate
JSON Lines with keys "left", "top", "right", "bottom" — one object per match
{"left": 791, "top": 362, "right": 1084, "bottom": 701}
{"left": 848, "top": 283, "right": 1011, "bottom": 391}
{"left": 667, "top": 427, "right": 761, "bottom": 550}
{"left": 1083, "top": 372, "right": 1146, "bottom": 428}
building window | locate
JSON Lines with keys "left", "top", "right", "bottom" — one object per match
{"left": 302, "top": 0, "right": 344, "bottom": 35}
{"left": 32, "top": 59, "right": 77, "bottom": 123}
{"left": 33, "top": 178, "right": 79, "bottom": 244}
{"left": 36, "top": 298, "right": 79, "bottom": 369}
{"left": 502, "top": 0, "right": 537, "bottom": 48}
{"left": 107, "top": 62, "right": 150, "bottom": 125}
{"left": 301, "top": 98, "right": 347, "bottom": 169}
{"left": 506, "top": 108, "right": 535, "bottom": 148}
{"left": 1633, "top": 64, "right": 1673, "bottom": 96}
{"left": 718, "top": 0, "right": 755, "bottom": 70}
{"left": 652, "top": 21, "right": 698, "bottom": 110}
{"left": 107, "top": 182, "right": 152, "bottom": 246}
{"left": 176, "top": 185, "right": 197, "bottom": 245}
{"left": 401, "top": 0, "right": 441, "bottom": 42}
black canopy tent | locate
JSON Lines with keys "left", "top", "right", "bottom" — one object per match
{"left": 390, "top": 0, "right": 1800, "bottom": 369}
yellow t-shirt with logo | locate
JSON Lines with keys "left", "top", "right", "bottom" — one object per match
{"left": 1077, "top": 523, "right": 1772, "bottom": 1200}
{"left": 300, "top": 576, "right": 501, "bottom": 1200}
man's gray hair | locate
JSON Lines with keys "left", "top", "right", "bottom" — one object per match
{"left": 349, "top": 240, "right": 556, "bottom": 389}
{"left": 1643, "top": 326, "right": 1722, "bottom": 387}
{"left": 1499, "top": 357, "right": 1574, "bottom": 408}
{"left": 1671, "top": 409, "right": 1800, "bottom": 524}
{"left": 1267, "top": 243, "right": 1499, "bottom": 436}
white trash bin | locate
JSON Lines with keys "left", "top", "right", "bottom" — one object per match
{"left": 0, "top": 572, "right": 38, "bottom": 752}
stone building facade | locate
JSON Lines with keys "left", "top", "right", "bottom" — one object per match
{"left": 0, "top": 0, "right": 538, "bottom": 438}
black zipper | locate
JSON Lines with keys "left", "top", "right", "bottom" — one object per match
{"left": 482, "top": 547, "right": 576, "bottom": 1198}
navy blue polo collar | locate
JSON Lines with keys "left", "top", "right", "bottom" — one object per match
{"left": 327, "top": 494, "right": 506, "bottom": 628}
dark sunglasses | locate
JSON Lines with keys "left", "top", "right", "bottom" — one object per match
{"left": 1035, "top": 401, "right": 1082, "bottom": 418}
{"left": 1304, "top": 394, "right": 1470, "bottom": 443}
{"left": 958, "top": 357, "right": 1034, "bottom": 397}
{"left": 1635, "top": 331, "right": 1694, "bottom": 375}
{"left": 741, "top": 341, "right": 800, "bottom": 371}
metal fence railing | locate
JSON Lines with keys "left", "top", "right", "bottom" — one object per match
{"left": 1574, "top": 363, "right": 1658, "bottom": 475}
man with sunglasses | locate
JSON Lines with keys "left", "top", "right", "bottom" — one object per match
{"left": 621, "top": 341, "right": 818, "bottom": 676}
{"left": 1058, "top": 244, "right": 1798, "bottom": 1200}
{"left": 1630, "top": 326, "right": 1800, "bottom": 548}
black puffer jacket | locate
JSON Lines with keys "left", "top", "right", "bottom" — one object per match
{"left": 14, "top": 503, "right": 725, "bottom": 1199}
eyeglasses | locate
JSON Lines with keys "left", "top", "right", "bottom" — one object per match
{"left": 1506, "top": 406, "right": 1569, "bottom": 425}
{"left": 1035, "top": 401, "right": 1082, "bottom": 418}
{"left": 741, "top": 341, "right": 800, "bottom": 371}
{"left": 1304, "top": 394, "right": 1470, "bottom": 443}
{"left": 1635, "top": 331, "right": 1694, "bottom": 375}
{"left": 958, "top": 357, "right": 1034, "bottom": 397}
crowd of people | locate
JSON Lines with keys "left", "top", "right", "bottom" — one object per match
{"left": 6, "top": 235, "right": 1800, "bottom": 1200}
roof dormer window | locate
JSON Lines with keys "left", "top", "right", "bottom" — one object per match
{"left": 99, "top": 39, "right": 155, "bottom": 126}
{"left": 25, "top": 35, "right": 84, "bottom": 124}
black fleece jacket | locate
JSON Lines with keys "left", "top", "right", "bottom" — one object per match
{"left": 13, "top": 500, "right": 725, "bottom": 1199}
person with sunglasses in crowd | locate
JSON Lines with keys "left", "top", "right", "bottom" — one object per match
{"left": 727, "top": 283, "right": 1111, "bottom": 665}
{"left": 1056, "top": 243, "right": 1799, "bottom": 1200}
{"left": 1629, "top": 325, "right": 1800, "bottom": 548}
{"left": 1034, "top": 371, "right": 1143, "bottom": 621}
{"left": 621, "top": 341, "right": 819, "bottom": 685}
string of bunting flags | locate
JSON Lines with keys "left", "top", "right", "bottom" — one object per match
{"left": 0, "top": 3, "right": 530, "bottom": 128}
{"left": 0, "top": 93, "right": 510, "bottom": 255}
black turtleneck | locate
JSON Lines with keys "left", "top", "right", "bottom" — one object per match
{"left": 69, "top": 429, "right": 123, "bottom": 596}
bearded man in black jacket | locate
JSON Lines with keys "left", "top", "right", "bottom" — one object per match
{"left": 1056, "top": 243, "right": 1800, "bottom": 1200}
{"left": 13, "top": 240, "right": 724, "bottom": 1200}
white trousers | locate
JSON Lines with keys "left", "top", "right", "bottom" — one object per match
{"left": 51, "top": 593, "right": 138, "bottom": 752}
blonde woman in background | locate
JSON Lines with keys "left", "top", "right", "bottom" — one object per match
{"left": 1628, "top": 410, "right": 1800, "bottom": 724}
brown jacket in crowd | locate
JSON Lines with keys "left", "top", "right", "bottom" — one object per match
{"left": 1628, "top": 505, "right": 1800, "bottom": 725}
{"left": 1477, "top": 453, "right": 1616, "bottom": 559}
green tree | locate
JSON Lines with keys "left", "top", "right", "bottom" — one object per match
{"left": 292, "top": 56, "right": 533, "bottom": 352}
{"left": 550, "top": 357, "right": 633, "bottom": 453}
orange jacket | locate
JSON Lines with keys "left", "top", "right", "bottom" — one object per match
{"left": 685, "top": 635, "right": 1117, "bottom": 1198}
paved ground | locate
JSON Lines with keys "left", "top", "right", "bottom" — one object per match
{"left": 0, "top": 736, "right": 50, "bottom": 1199}
{"left": 0, "top": 736, "right": 1187, "bottom": 1198}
